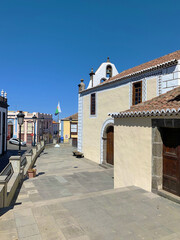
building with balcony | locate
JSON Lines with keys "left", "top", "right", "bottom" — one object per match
{"left": 8, "top": 111, "right": 53, "bottom": 145}
{"left": 61, "top": 113, "right": 78, "bottom": 147}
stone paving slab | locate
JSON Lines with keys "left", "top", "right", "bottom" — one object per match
{"left": 1, "top": 144, "right": 180, "bottom": 239}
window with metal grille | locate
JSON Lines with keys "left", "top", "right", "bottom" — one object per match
{"left": 27, "top": 122, "right": 33, "bottom": 133}
{"left": 90, "top": 93, "right": 96, "bottom": 115}
{"left": 70, "top": 123, "right": 77, "bottom": 135}
{"left": 133, "top": 81, "right": 142, "bottom": 105}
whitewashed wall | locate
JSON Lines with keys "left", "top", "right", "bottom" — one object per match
{"left": 161, "top": 60, "right": 180, "bottom": 94}
{"left": 87, "top": 62, "right": 118, "bottom": 88}
{"left": 78, "top": 61, "right": 180, "bottom": 158}
{"left": 0, "top": 107, "right": 7, "bottom": 155}
{"left": 78, "top": 94, "right": 83, "bottom": 152}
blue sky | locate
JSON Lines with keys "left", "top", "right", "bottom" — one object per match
{"left": 0, "top": 0, "right": 180, "bottom": 119}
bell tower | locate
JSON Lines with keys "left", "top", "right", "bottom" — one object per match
{"left": 87, "top": 57, "right": 118, "bottom": 89}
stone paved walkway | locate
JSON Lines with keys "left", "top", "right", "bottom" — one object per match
{"left": 1, "top": 144, "right": 180, "bottom": 239}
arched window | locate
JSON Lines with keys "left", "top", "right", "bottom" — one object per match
{"left": 100, "top": 78, "right": 106, "bottom": 83}
{"left": 8, "top": 120, "right": 13, "bottom": 125}
{"left": 106, "top": 65, "right": 112, "bottom": 78}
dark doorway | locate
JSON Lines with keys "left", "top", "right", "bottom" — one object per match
{"left": 106, "top": 126, "right": 114, "bottom": 165}
{"left": 162, "top": 128, "right": 180, "bottom": 196}
{"left": 27, "top": 134, "right": 33, "bottom": 145}
{"left": 72, "top": 138, "right": 77, "bottom": 147}
{"left": 7, "top": 124, "right": 13, "bottom": 140}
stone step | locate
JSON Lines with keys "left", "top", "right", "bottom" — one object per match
{"left": 99, "top": 163, "right": 113, "bottom": 169}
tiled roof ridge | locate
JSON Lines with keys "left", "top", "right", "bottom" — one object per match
{"left": 130, "top": 86, "right": 180, "bottom": 107}
{"left": 105, "top": 50, "right": 180, "bottom": 83}
{"left": 78, "top": 50, "right": 180, "bottom": 93}
{"left": 52, "top": 120, "right": 58, "bottom": 123}
{"left": 62, "top": 113, "right": 78, "bottom": 120}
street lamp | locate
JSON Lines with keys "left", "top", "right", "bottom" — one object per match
{"left": 41, "top": 116, "right": 44, "bottom": 140}
{"left": 32, "top": 115, "right": 37, "bottom": 146}
{"left": 17, "top": 111, "right": 25, "bottom": 155}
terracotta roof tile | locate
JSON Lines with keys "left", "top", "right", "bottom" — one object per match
{"left": 52, "top": 121, "right": 58, "bottom": 124}
{"left": 62, "top": 113, "right": 78, "bottom": 121}
{"left": 113, "top": 86, "right": 180, "bottom": 117}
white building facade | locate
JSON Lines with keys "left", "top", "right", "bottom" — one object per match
{"left": 0, "top": 90, "right": 8, "bottom": 155}
{"left": 78, "top": 57, "right": 119, "bottom": 153}
{"left": 78, "top": 51, "right": 180, "bottom": 165}
{"left": 8, "top": 111, "right": 53, "bottom": 145}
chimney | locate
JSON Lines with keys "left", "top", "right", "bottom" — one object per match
{"left": 78, "top": 79, "right": 85, "bottom": 93}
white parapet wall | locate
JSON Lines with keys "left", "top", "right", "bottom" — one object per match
{"left": 0, "top": 185, "right": 4, "bottom": 208}
{"left": 0, "top": 141, "right": 45, "bottom": 208}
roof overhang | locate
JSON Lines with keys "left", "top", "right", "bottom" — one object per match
{"left": 109, "top": 108, "right": 180, "bottom": 118}
{"left": 80, "top": 59, "right": 178, "bottom": 94}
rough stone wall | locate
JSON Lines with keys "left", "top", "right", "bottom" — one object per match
{"left": 152, "top": 118, "right": 180, "bottom": 192}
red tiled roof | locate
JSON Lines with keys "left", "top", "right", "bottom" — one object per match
{"left": 100, "top": 50, "right": 180, "bottom": 86}
{"left": 62, "top": 113, "right": 78, "bottom": 121}
{"left": 52, "top": 121, "right": 58, "bottom": 124}
{"left": 110, "top": 86, "right": 180, "bottom": 118}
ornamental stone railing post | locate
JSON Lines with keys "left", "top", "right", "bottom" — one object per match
{"left": 24, "top": 151, "right": 32, "bottom": 173}
{"left": 37, "top": 143, "right": 40, "bottom": 152}
{"left": 40, "top": 140, "right": 45, "bottom": 147}
{"left": 32, "top": 146, "right": 37, "bottom": 159}
{"left": 25, "top": 152, "right": 32, "bottom": 165}
{"left": 9, "top": 156, "right": 21, "bottom": 173}
{"left": 0, "top": 176, "right": 8, "bottom": 207}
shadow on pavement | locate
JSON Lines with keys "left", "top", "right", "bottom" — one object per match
{"left": 36, "top": 171, "right": 45, "bottom": 177}
{"left": 0, "top": 181, "right": 23, "bottom": 217}
{"left": 23, "top": 171, "right": 45, "bottom": 181}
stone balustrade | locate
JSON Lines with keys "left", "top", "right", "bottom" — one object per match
{"left": 0, "top": 140, "right": 45, "bottom": 208}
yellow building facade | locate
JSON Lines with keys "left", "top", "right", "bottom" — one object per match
{"left": 62, "top": 113, "right": 78, "bottom": 147}
{"left": 112, "top": 85, "right": 180, "bottom": 198}
{"left": 78, "top": 59, "right": 161, "bottom": 164}
{"left": 78, "top": 51, "right": 180, "bottom": 194}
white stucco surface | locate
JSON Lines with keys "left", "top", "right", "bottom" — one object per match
{"left": 87, "top": 62, "right": 118, "bottom": 88}
{"left": 0, "top": 107, "right": 7, "bottom": 154}
{"left": 114, "top": 117, "right": 152, "bottom": 192}
{"left": 78, "top": 59, "right": 180, "bottom": 166}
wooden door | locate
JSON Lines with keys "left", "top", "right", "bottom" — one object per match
{"left": 72, "top": 138, "right": 77, "bottom": 147}
{"left": 106, "top": 126, "right": 114, "bottom": 165}
{"left": 7, "top": 125, "right": 11, "bottom": 140}
{"left": 163, "top": 128, "right": 180, "bottom": 196}
{"left": 27, "top": 134, "right": 33, "bottom": 144}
